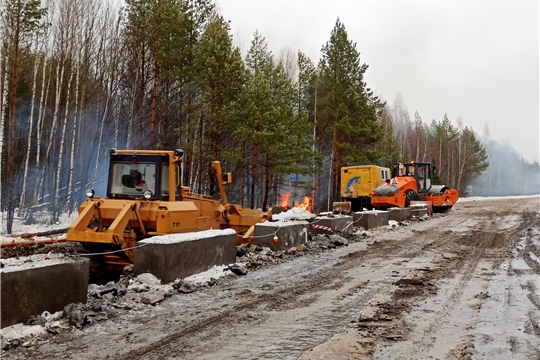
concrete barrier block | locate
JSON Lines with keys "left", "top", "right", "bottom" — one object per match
{"left": 411, "top": 201, "right": 433, "bottom": 215}
{"left": 134, "top": 229, "right": 237, "bottom": 283}
{"left": 1, "top": 255, "right": 89, "bottom": 328}
{"left": 310, "top": 216, "right": 353, "bottom": 234}
{"left": 387, "top": 207, "right": 411, "bottom": 222}
{"left": 254, "top": 221, "right": 309, "bottom": 251}
{"left": 353, "top": 211, "right": 389, "bottom": 229}
{"left": 410, "top": 208, "right": 428, "bottom": 218}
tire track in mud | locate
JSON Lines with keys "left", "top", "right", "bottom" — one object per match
{"left": 133, "top": 216, "right": 492, "bottom": 359}
{"left": 518, "top": 212, "right": 540, "bottom": 274}
{"left": 392, "top": 228, "right": 500, "bottom": 359}
{"left": 118, "top": 226, "right": 453, "bottom": 359}
{"left": 117, "top": 268, "right": 348, "bottom": 359}
{"left": 392, "top": 210, "right": 539, "bottom": 359}
{"left": 123, "top": 217, "right": 494, "bottom": 359}
{"left": 116, "top": 256, "right": 366, "bottom": 358}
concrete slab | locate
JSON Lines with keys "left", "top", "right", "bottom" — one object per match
{"left": 410, "top": 208, "right": 428, "bottom": 218}
{"left": 353, "top": 210, "right": 389, "bottom": 230}
{"left": 1, "top": 254, "right": 89, "bottom": 328}
{"left": 254, "top": 221, "right": 309, "bottom": 251}
{"left": 387, "top": 207, "right": 411, "bottom": 222}
{"left": 411, "top": 201, "right": 433, "bottom": 215}
{"left": 133, "top": 229, "right": 237, "bottom": 283}
{"left": 310, "top": 216, "right": 353, "bottom": 234}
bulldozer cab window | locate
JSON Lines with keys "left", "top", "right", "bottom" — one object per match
{"left": 161, "top": 164, "right": 178, "bottom": 199}
{"left": 110, "top": 163, "right": 156, "bottom": 196}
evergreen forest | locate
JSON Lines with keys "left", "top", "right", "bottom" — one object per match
{"left": 1, "top": 0, "right": 538, "bottom": 233}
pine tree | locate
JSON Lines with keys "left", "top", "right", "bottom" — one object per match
{"left": 194, "top": 14, "right": 246, "bottom": 196}
{"left": 317, "top": 19, "right": 384, "bottom": 205}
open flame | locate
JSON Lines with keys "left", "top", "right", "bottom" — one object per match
{"left": 279, "top": 194, "right": 311, "bottom": 211}
{"left": 297, "top": 196, "right": 310, "bottom": 210}
{"left": 280, "top": 193, "right": 290, "bottom": 208}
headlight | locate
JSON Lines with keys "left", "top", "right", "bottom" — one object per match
{"left": 86, "top": 188, "right": 95, "bottom": 198}
{"left": 143, "top": 190, "right": 152, "bottom": 199}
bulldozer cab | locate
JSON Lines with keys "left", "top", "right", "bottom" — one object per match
{"left": 107, "top": 150, "right": 182, "bottom": 201}
{"left": 395, "top": 162, "right": 432, "bottom": 193}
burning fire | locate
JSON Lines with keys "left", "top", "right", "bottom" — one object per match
{"left": 297, "top": 196, "right": 310, "bottom": 210}
{"left": 280, "top": 193, "right": 290, "bottom": 208}
{"left": 279, "top": 194, "right": 311, "bottom": 211}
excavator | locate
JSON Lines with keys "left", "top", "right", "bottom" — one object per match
{"left": 66, "top": 149, "right": 270, "bottom": 272}
{"left": 370, "top": 161, "right": 459, "bottom": 213}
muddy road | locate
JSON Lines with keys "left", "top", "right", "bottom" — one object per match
{"left": 3, "top": 196, "right": 540, "bottom": 359}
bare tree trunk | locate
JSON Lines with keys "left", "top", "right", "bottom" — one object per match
{"left": 196, "top": 112, "right": 204, "bottom": 194}
{"left": 38, "top": 59, "right": 65, "bottom": 201}
{"left": 327, "top": 150, "right": 333, "bottom": 212}
{"left": 55, "top": 56, "right": 75, "bottom": 202}
{"left": 18, "top": 54, "right": 40, "bottom": 215}
{"left": 250, "top": 139, "right": 258, "bottom": 209}
{"left": 127, "top": 71, "right": 138, "bottom": 148}
{"left": 93, "top": 77, "right": 109, "bottom": 185}
{"left": 9, "top": 13, "right": 20, "bottom": 176}
{"left": 33, "top": 56, "right": 50, "bottom": 203}
{"left": 67, "top": 63, "right": 81, "bottom": 214}
{"left": 241, "top": 142, "right": 245, "bottom": 207}
{"left": 150, "top": 54, "right": 158, "bottom": 149}
{"left": 185, "top": 95, "right": 193, "bottom": 187}
{"left": 0, "top": 40, "right": 6, "bottom": 231}
{"left": 422, "top": 129, "right": 428, "bottom": 162}
{"left": 415, "top": 128, "right": 420, "bottom": 161}
{"left": 263, "top": 152, "right": 270, "bottom": 208}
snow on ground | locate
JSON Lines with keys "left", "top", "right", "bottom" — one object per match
{"left": 183, "top": 264, "right": 235, "bottom": 285}
{"left": 271, "top": 207, "right": 316, "bottom": 221}
{"left": 0, "top": 211, "right": 75, "bottom": 244}
{"left": 458, "top": 194, "right": 540, "bottom": 203}
{"left": 1, "top": 253, "right": 82, "bottom": 271}
{"left": 142, "top": 229, "right": 237, "bottom": 244}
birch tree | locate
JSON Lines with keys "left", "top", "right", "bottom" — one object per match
{"left": 1, "top": 0, "right": 46, "bottom": 233}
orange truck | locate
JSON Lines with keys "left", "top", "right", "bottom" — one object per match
{"left": 370, "top": 162, "right": 459, "bottom": 213}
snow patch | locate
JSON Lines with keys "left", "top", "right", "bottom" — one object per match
{"left": 271, "top": 207, "right": 315, "bottom": 221}
{"left": 258, "top": 220, "right": 309, "bottom": 227}
{"left": 356, "top": 210, "right": 389, "bottom": 214}
{"left": 0, "top": 253, "right": 83, "bottom": 272}
{"left": 0, "top": 324, "right": 48, "bottom": 340}
{"left": 458, "top": 194, "right": 540, "bottom": 203}
{"left": 141, "top": 229, "right": 237, "bottom": 244}
{"left": 183, "top": 264, "right": 233, "bottom": 285}
{"left": 1, "top": 211, "right": 74, "bottom": 237}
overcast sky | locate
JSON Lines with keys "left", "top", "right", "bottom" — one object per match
{"left": 215, "top": 0, "right": 539, "bottom": 162}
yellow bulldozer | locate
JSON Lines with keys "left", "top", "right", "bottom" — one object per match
{"left": 66, "top": 149, "right": 269, "bottom": 273}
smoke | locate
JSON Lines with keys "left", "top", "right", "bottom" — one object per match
{"left": 469, "top": 139, "right": 540, "bottom": 196}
